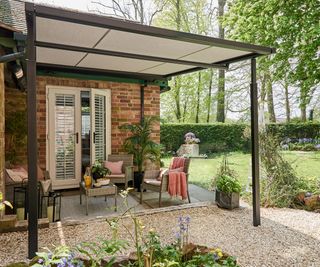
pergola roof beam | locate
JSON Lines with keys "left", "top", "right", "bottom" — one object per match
{"left": 37, "top": 63, "right": 167, "bottom": 81}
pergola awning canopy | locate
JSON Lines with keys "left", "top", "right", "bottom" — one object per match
{"left": 31, "top": 4, "right": 275, "bottom": 80}
{"left": 25, "top": 3, "right": 274, "bottom": 257}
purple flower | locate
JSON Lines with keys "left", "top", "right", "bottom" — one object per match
{"left": 175, "top": 231, "right": 181, "bottom": 240}
{"left": 38, "top": 258, "right": 44, "bottom": 264}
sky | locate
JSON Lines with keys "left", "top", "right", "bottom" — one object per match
{"left": 32, "top": 0, "right": 93, "bottom": 11}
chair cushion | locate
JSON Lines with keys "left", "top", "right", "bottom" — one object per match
{"left": 104, "top": 161, "right": 123, "bottom": 174}
{"left": 144, "top": 179, "right": 161, "bottom": 186}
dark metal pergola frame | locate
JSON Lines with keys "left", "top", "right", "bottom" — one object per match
{"left": 25, "top": 2, "right": 274, "bottom": 258}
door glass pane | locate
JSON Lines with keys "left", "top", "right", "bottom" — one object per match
{"left": 81, "top": 91, "right": 90, "bottom": 172}
{"left": 94, "top": 94, "right": 106, "bottom": 161}
{"left": 55, "top": 94, "right": 75, "bottom": 180}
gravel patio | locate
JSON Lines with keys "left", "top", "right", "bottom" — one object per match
{"left": 1, "top": 204, "right": 319, "bottom": 267}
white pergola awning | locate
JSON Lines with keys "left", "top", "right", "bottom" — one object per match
{"left": 25, "top": 4, "right": 275, "bottom": 258}
{"left": 31, "top": 4, "right": 274, "bottom": 80}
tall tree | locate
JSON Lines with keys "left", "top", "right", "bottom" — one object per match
{"left": 216, "top": 0, "right": 226, "bottom": 122}
{"left": 223, "top": 0, "right": 320, "bottom": 122}
{"left": 206, "top": 69, "right": 214, "bottom": 122}
{"left": 90, "top": 0, "right": 167, "bottom": 25}
{"left": 195, "top": 72, "right": 202, "bottom": 123}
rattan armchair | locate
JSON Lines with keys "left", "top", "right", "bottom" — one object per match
{"left": 104, "top": 154, "right": 134, "bottom": 188}
{"left": 140, "top": 158, "right": 191, "bottom": 207}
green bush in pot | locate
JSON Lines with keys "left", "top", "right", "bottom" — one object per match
{"left": 119, "top": 116, "right": 161, "bottom": 191}
{"left": 213, "top": 157, "right": 241, "bottom": 209}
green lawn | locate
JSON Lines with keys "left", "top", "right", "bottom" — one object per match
{"left": 162, "top": 151, "right": 320, "bottom": 189}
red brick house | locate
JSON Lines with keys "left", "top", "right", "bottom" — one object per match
{"left": 0, "top": 0, "right": 163, "bottom": 190}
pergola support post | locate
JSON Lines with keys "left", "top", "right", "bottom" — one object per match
{"left": 26, "top": 3, "right": 38, "bottom": 258}
{"left": 250, "top": 58, "right": 261, "bottom": 226}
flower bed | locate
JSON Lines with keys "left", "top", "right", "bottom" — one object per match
{"left": 6, "top": 190, "right": 239, "bottom": 267}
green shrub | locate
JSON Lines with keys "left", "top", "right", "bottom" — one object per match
{"left": 266, "top": 122, "right": 320, "bottom": 140}
{"left": 289, "top": 143, "right": 317, "bottom": 151}
{"left": 216, "top": 174, "right": 242, "bottom": 193}
{"left": 212, "top": 156, "right": 241, "bottom": 193}
{"left": 260, "top": 132, "right": 305, "bottom": 208}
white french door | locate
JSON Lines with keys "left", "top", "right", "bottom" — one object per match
{"left": 47, "top": 87, "right": 111, "bottom": 189}
{"left": 48, "top": 87, "right": 81, "bottom": 189}
{"left": 90, "top": 89, "right": 111, "bottom": 164}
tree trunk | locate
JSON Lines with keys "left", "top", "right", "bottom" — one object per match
{"left": 195, "top": 72, "right": 202, "bottom": 123}
{"left": 284, "top": 81, "right": 291, "bottom": 122}
{"left": 174, "top": 77, "right": 181, "bottom": 122}
{"left": 266, "top": 71, "right": 276, "bottom": 122}
{"left": 216, "top": 0, "right": 226, "bottom": 122}
{"left": 301, "top": 105, "right": 307, "bottom": 122}
{"left": 173, "top": 0, "right": 182, "bottom": 122}
{"left": 300, "top": 87, "right": 308, "bottom": 122}
{"left": 182, "top": 95, "right": 189, "bottom": 123}
{"left": 206, "top": 69, "right": 213, "bottom": 123}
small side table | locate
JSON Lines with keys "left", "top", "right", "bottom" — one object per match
{"left": 79, "top": 182, "right": 117, "bottom": 215}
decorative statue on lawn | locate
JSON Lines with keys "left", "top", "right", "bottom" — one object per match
{"left": 177, "top": 132, "right": 200, "bottom": 157}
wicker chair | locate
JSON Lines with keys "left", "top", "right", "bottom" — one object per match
{"left": 140, "top": 158, "right": 191, "bottom": 207}
{"left": 104, "top": 154, "right": 134, "bottom": 188}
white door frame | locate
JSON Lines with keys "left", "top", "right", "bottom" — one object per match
{"left": 90, "top": 89, "right": 112, "bottom": 164}
{"left": 46, "top": 86, "right": 111, "bottom": 189}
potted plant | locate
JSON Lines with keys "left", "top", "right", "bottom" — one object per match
{"left": 213, "top": 157, "right": 241, "bottom": 209}
{"left": 91, "top": 161, "right": 110, "bottom": 181}
{"left": 0, "top": 192, "right": 16, "bottom": 231}
{"left": 119, "top": 116, "right": 161, "bottom": 192}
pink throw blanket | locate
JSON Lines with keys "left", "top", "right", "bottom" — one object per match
{"left": 168, "top": 157, "right": 188, "bottom": 200}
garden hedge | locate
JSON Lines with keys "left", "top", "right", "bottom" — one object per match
{"left": 160, "top": 123, "right": 249, "bottom": 153}
{"left": 266, "top": 122, "right": 320, "bottom": 140}
{"left": 160, "top": 123, "right": 320, "bottom": 153}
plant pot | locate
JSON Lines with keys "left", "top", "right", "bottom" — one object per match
{"left": 215, "top": 189, "right": 239, "bottom": 209}
{"left": 134, "top": 172, "right": 144, "bottom": 192}
{"left": 0, "top": 214, "right": 17, "bottom": 232}
{"left": 92, "top": 172, "right": 101, "bottom": 181}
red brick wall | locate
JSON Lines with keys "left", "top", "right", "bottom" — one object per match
{"left": 36, "top": 76, "right": 160, "bottom": 170}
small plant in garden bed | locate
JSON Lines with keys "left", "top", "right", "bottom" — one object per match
{"left": 280, "top": 137, "right": 320, "bottom": 151}
{"left": 0, "top": 192, "right": 13, "bottom": 219}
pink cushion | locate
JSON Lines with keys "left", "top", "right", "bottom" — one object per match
{"left": 104, "top": 161, "right": 123, "bottom": 174}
